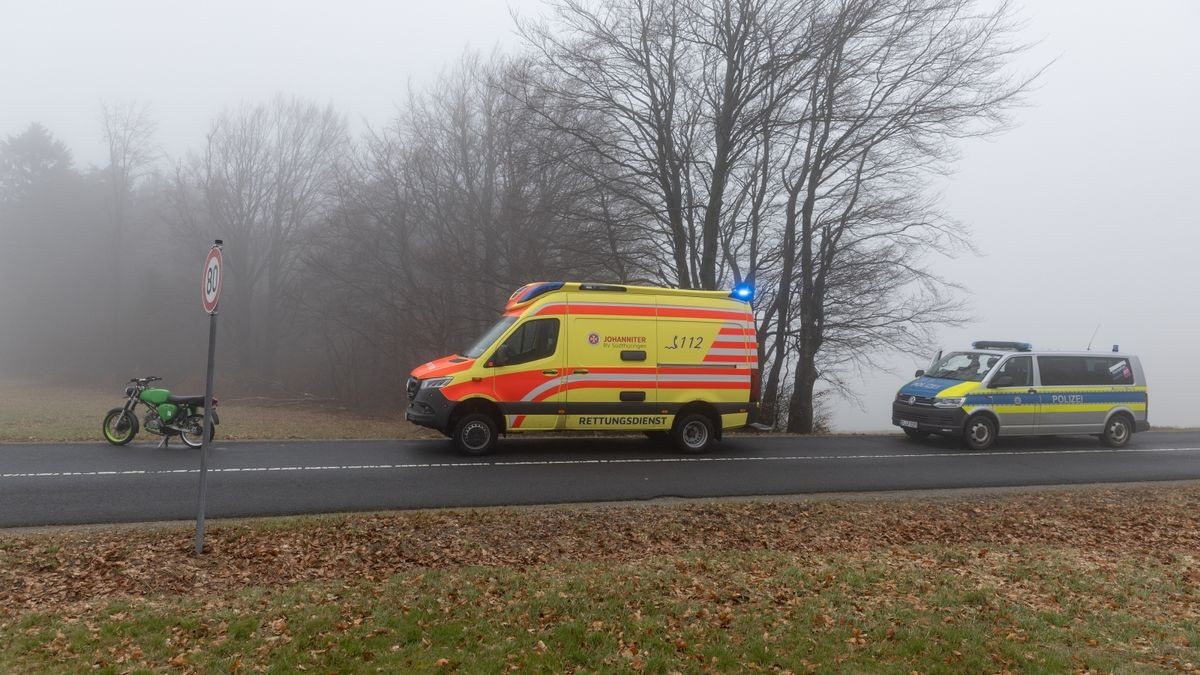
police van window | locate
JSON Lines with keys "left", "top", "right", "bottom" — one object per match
{"left": 993, "top": 356, "right": 1032, "bottom": 387}
{"left": 925, "top": 352, "right": 1002, "bottom": 382}
{"left": 463, "top": 316, "right": 518, "bottom": 359}
{"left": 494, "top": 319, "right": 560, "bottom": 366}
{"left": 1039, "top": 356, "right": 1133, "bottom": 386}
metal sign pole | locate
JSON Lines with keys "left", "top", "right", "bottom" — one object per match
{"left": 195, "top": 239, "right": 223, "bottom": 555}
{"left": 195, "top": 308, "right": 217, "bottom": 554}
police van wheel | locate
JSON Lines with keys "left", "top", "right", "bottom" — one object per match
{"left": 902, "top": 428, "right": 930, "bottom": 441}
{"left": 673, "top": 414, "right": 714, "bottom": 454}
{"left": 452, "top": 413, "right": 498, "bottom": 456}
{"left": 963, "top": 415, "right": 996, "bottom": 451}
{"left": 1101, "top": 414, "right": 1132, "bottom": 448}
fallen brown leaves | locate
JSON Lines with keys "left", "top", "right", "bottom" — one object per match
{"left": 1, "top": 484, "right": 1198, "bottom": 614}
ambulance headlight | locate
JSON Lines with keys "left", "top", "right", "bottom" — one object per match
{"left": 933, "top": 397, "right": 965, "bottom": 408}
{"left": 421, "top": 377, "right": 453, "bottom": 390}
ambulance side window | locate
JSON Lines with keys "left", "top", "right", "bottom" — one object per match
{"left": 492, "top": 319, "right": 559, "bottom": 367}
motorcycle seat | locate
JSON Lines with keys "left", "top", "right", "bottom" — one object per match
{"left": 167, "top": 394, "right": 207, "bottom": 405}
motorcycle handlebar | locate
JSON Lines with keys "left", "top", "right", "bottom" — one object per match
{"left": 129, "top": 376, "right": 162, "bottom": 384}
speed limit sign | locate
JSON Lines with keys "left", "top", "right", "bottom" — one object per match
{"left": 201, "top": 243, "right": 223, "bottom": 314}
{"left": 196, "top": 239, "right": 223, "bottom": 554}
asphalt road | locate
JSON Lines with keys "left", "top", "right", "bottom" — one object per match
{"left": 2, "top": 431, "right": 1199, "bottom": 528}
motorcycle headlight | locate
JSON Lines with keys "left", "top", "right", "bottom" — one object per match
{"left": 933, "top": 397, "right": 965, "bottom": 409}
{"left": 124, "top": 385, "right": 136, "bottom": 397}
{"left": 421, "top": 377, "right": 453, "bottom": 390}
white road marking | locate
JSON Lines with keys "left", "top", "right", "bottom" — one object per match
{"left": 2, "top": 446, "right": 1199, "bottom": 479}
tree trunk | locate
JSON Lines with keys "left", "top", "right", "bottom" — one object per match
{"left": 786, "top": 348, "right": 818, "bottom": 433}
{"left": 759, "top": 187, "right": 799, "bottom": 426}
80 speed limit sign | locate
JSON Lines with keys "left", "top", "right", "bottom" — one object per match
{"left": 202, "top": 244, "right": 223, "bottom": 314}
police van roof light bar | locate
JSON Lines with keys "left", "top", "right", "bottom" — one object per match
{"left": 971, "top": 341, "right": 1032, "bottom": 352}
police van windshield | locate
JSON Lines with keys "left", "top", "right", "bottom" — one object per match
{"left": 925, "top": 351, "right": 1002, "bottom": 382}
{"left": 463, "top": 316, "right": 518, "bottom": 359}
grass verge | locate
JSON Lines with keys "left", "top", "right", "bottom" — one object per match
{"left": 0, "top": 378, "right": 435, "bottom": 442}
{"left": 2, "top": 486, "right": 1199, "bottom": 672}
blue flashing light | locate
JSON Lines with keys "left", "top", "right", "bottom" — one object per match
{"left": 517, "top": 281, "right": 565, "bottom": 303}
{"left": 730, "top": 283, "right": 755, "bottom": 302}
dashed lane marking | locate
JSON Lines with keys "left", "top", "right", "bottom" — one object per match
{"left": 2, "top": 446, "right": 1199, "bottom": 479}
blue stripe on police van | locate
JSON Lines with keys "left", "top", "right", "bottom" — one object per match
{"left": 965, "top": 391, "right": 1147, "bottom": 405}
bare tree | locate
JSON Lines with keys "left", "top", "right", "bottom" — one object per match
{"left": 102, "top": 102, "right": 158, "bottom": 212}
{"left": 101, "top": 102, "right": 157, "bottom": 363}
{"left": 169, "top": 97, "right": 348, "bottom": 381}
{"left": 516, "top": 0, "right": 703, "bottom": 287}
{"left": 303, "top": 56, "right": 623, "bottom": 402}
{"left": 516, "top": 0, "right": 820, "bottom": 289}
{"left": 761, "top": 0, "right": 1038, "bottom": 432}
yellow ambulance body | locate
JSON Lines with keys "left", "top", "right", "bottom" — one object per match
{"left": 405, "top": 282, "right": 759, "bottom": 455}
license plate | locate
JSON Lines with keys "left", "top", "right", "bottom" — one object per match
{"left": 899, "top": 419, "right": 918, "bottom": 429}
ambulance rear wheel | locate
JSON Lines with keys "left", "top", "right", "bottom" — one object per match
{"left": 452, "top": 413, "right": 498, "bottom": 456}
{"left": 672, "top": 414, "right": 714, "bottom": 454}
{"left": 963, "top": 415, "right": 996, "bottom": 451}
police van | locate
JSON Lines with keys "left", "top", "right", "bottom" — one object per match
{"left": 892, "top": 341, "right": 1149, "bottom": 450}
{"left": 406, "top": 282, "right": 759, "bottom": 455}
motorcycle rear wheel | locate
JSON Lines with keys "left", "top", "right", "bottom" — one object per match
{"left": 179, "top": 414, "right": 215, "bottom": 448}
{"left": 102, "top": 408, "right": 139, "bottom": 446}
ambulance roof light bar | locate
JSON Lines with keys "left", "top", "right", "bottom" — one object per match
{"left": 579, "top": 283, "right": 627, "bottom": 292}
{"left": 730, "top": 282, "right": 754, "bottom": 302}
{"left": 971, "top": 341, "right": 1032, "bottom": 352}
{"left": 506, "top": 282, "right": 565, "bottom": 310}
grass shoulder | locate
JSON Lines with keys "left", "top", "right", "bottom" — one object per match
{"left": 2, "top": 486, "right": 1199, "bottom": 672}
{"left": 0, "top": 378, "right": 438, "bottom": 443}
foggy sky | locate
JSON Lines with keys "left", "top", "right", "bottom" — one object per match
{"left": 2, "top": 0, "right": 1198, "bottom": 429}
{"left": 837, "top": 0, "right": 1200, "bottom": 431}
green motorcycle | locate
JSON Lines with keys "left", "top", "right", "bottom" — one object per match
{"left": 102, "top": 376, "right": 219, "bottom": 448}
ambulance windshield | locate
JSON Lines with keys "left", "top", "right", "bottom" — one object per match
{"left": 463, "top": 316, "right": 518, "bottom": 359}
{"left": 925, "top": 351, "right": 1001, "bottom": 382}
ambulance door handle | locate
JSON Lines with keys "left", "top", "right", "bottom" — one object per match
{"left": 542, "top": 369, "right": 559, "bottom": 376}
{"left": 573, "top": 368, "right": 589, "bottom": 375}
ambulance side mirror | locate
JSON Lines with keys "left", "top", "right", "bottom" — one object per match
{"left": 914, "top": 369, "right": 925, "bottom": 378}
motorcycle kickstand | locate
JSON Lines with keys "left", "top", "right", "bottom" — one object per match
{"left": 157, "top": 435, "right": 169, "bottom": 449}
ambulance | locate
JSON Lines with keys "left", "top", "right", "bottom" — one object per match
{"left": 892, "top": 341, "right": 1149, "bottom": 450}
{"left": 405, "top": 282, "right": 759, "bottom": 455}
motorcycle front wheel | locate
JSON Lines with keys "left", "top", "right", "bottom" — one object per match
{"left": 178, "top": 414, "right": 215, "bottom": 448}
{"left": 102, "top": 408, "right": 139, "bottom": 445}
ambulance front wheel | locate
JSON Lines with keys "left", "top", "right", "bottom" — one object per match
{"left": 452, "top": 413, "right": 498, "bottom": 456}
{"left": 963, "top": 414, "right": 997, "bottom": 451}
{"left": 673, "top": 413, "right": 715, "bottom": 454}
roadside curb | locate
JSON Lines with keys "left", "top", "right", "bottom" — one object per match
{"left": 5, "top": 478, "right": 1198, "bottom": 537}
